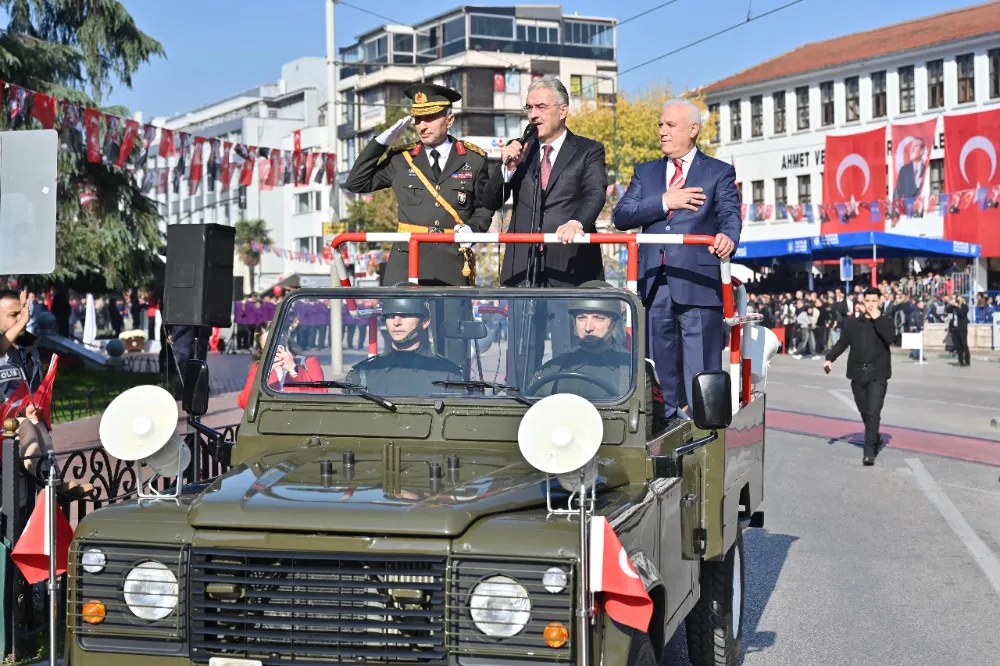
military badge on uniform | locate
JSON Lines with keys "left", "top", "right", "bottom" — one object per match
{"left": 457, "top": 191, "right": 468, "bottom": 205}
{"left": 414, "top": 92, "right": 428, "bottom": 104}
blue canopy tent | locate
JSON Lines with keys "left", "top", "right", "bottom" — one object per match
{"left": 809, "top": 231, "right": 980, "bottom": 260}
{"left": 732, "top": 237, "right": 813, "bottom": 262}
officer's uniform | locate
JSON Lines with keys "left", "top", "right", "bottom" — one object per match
{"left": 345, "top": 295, "right": 463, "bottom": 395}
{"left": 345, "top": 84, "right": 495, "bottom": 368}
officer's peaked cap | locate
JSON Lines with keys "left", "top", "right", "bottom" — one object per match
{"left": 568, "top": 281, "right": 622, "bottom": 318}
{"left": 404, "top": 83, "right": 462, "bottom": 117}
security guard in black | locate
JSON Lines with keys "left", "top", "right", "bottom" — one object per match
{"left": 346, "top": 296, "right": 461, "bottom": 396}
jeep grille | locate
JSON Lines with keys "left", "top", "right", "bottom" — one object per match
{"left": 190, "top": 548, "right": 446, "bottom": 664}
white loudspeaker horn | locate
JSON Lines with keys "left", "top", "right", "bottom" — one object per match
{"left": 743, "top": 325, "right": 780, "bottom": 389}
{"left": 518, "top": 394, "right": 603, "bottom": 476}
{"left": 99, "top": 385, "right": 189, "bottom": 498}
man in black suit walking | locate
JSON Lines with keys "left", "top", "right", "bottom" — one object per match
{"left": 824, "top": 287, "right": 895, "bottom": 466}
{"left": 486, "top": 75, "right": 607, "bottom": 384}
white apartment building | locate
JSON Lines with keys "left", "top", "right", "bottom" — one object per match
{"left": 329, "top": 4, "right": 618, "bottom": 220}
{"left": 146, "top": 57, "right": 332, "bottom": 292}
{"left": 702, "top": 1, "right": 1000, "bottom": 277}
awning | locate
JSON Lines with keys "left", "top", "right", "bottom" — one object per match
{"left": 809, "top": 232, "right": 981, "bottom": 260}
{"left": 733, "top": 237, "right": 812, "bottom": 261}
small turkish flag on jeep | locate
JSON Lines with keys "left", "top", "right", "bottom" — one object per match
{"left": 589, "top": 516, "right": 653, "bottom": 632}
{"left": 12, "top": 488, "right": 74, "bottom": 584}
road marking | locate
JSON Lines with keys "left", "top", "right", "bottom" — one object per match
{"left": 905, "top": 458, "right": 1000, "bottom": 599}
{"left": 826, "top": 389, "right": 858, "bottom": 413}
{"left": 768, "top": 381, "right": 998, "bottom": 411}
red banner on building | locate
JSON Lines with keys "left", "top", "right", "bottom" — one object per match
{"left": 822, "top": 127, "right": 886, "bottom": 234}
{"left": 221, "top": 141, "right": 232, "bottom": 191}
{"left": 83, "top": 108, "right": 102, "bottom": 163}
{"left": 944, "top": 108, "right": 1000, "bottom": 256}
{"left": 891, "top": 118, "right": 936, "bottom": 201}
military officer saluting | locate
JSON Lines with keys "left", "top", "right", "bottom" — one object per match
{"left": 345, "top": 82, "right": 494, "bottom": 287}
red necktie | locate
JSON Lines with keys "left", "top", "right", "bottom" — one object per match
{"left": 541, "top": 144, "right": 553, "bottom": 190}
{"left": 663, "top": 158, "right": 685, "bottom": 264}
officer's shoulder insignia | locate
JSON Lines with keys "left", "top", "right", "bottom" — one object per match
{"left": 459, "top": 141, "right": 486, "bottom": 158}
{"left": 386, "top": 142, "right": 418, "bottom": 157}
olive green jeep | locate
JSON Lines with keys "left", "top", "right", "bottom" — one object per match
{"left": 65, "top": 284, "right": 765, "bottom": 666}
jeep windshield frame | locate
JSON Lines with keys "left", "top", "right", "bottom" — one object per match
{"left": 257, "top": 286, "right": 642, "bottom": 409}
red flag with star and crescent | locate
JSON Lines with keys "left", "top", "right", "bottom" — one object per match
{"left": 821, "top": 127, "right": 886, "bottom": 234}
{"left": 589, "top": 516, "right": 653, "bottom": 632}
{"left": 944, "top": 108, "right": 1000, "bottom": 255}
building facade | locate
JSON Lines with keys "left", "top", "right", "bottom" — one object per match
{"left": 331, "top": 4, "right": 618, "bottom": 219}
{"left": 703, "top": 1, "right": 1000, "bottom": 278}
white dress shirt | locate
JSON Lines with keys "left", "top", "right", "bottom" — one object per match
{"left": 503, "top": 128, "right": 569, "bottom": 183}
{"left": 662, "top": 146, "right": 699, "bottom": 214}
{"left": 426, "top": 138, "right": 452, "bottom": 171}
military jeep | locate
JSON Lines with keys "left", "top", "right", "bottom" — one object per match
{"left": 64, "top": 247, "right": 765, "bottom": 666}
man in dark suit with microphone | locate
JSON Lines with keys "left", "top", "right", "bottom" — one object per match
{"left": 613, "top": 98, "right": 741, "bottom": 420}
{"left": 485, "top": 75, "right": 608, "bottom": 385}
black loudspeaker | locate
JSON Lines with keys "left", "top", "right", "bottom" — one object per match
{"left": 164, "top": 223, "right": 236, "bottom": 327}
{"left": 233, "top": 277, "right": 244, "bottom": 301}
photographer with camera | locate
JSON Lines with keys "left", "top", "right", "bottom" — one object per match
{"left": 823, "top": 287, "right": 895, "bottom": 467}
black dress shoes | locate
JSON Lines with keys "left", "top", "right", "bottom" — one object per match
{"left": 862, "top": 455, "right": 875, "bottom": 466}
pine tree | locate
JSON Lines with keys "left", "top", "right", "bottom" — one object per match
{"left": 0, "top": 0, "right": 165, "bottom": 291}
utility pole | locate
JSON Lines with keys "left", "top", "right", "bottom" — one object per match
{"left": 327, "top": 0, "right": 343, "bottom": 374}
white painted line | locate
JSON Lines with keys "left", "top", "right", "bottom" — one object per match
{"left": 906, "top": 458, "right": 1000, "bottom": 599}
{"left": 826, "top": 389, "right": 858, "bottom": 413}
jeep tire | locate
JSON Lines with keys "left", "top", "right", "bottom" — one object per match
{"left": 685, "top": 527, "right": 745, "bottom": 666}
{"left": 625, "top": 628, "right": 657, "bottom": 666}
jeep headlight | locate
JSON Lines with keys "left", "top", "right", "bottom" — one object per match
{"left": 123, "top": 561, "right": 178, "bottom": 621}
{"left": 469, "top": 575, "right": 531, "bottom": 638}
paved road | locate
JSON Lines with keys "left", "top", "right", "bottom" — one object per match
{"left": 664, "top": 355, "right": 1000, "bottom": 665}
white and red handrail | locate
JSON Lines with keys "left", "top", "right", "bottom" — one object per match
{"left": 329, "top": 232, "right": 760, "bottom": 408}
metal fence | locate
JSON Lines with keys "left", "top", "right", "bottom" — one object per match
{"left": 0, "top": 418, "right": 236, "bottom": 661}
{"left": 897, "top": 269, "right": 975, "bottom": 302}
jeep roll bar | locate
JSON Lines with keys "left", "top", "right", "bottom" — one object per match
{"left": 330, "top": 232, "right": 761, "bottom": 409}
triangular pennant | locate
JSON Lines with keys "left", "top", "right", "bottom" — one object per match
{"left": 11, "top": 488, "right": 74, "bottom": 585}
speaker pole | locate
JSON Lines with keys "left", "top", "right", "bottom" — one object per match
{"left": 326, "top": 0, "right": 343, "bottom": 375}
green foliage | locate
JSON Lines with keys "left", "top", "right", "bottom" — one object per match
{"left": 235, "top": 218, "right": 273, "bottom": 293}
{"left": 0, "top": 0, "right": 166, "bottom": 291}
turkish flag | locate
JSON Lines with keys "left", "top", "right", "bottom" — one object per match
{"left": 1, "top": 381, "right": 33, "bottom": 421}
{"left": 159, "top": 128, "right": 175, "bottom": 158}
{"left": 32, "top": 354, "right": 58, "bottom": 428}
{"left": 589, "top": 516, "right": 652, "bottom": 632}
{"left": 188, "top": 135, "right": 205, "bottom": 195}
{"left": 11, "top": 488, "right": 74, "bottom": 584}
{"left": 83, "top": 107, "right": 103, "bottom": 163}
{"left": 117, "top": 119, "right": 140, "bottom": 168}
{"left": 325, "top": 152, "right": 336, "bottom": 185}
{"left": 944, "top": 108, "right": 1000, "bottom": 255}
{"left": 822, "top": 127, "right": 886, "bottom": 234}
{"left": 239, "top": 145, "right": 256, "bottom": 186}
{"left": 305, "top": 152, "right": 316, "bottom": 184}
{"left": 30, "top": 92, "right": 57, "bottom": 129}
{"left": 221, "top": 141, "right": 233, "bottom": 191}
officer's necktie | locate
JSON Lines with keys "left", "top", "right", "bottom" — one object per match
{"left": 430, "top": 149, "right": 441, "bottom": 180}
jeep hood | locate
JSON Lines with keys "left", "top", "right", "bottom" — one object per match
{"left": 187, "top": 445, "right": 627, "bottom": 537}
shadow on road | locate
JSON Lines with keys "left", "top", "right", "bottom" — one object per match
{"left": 826, "top": 432, "right": 893, "bottom": 455}
{"left": 662, "top": 529, "right": 798, "bottom": 665}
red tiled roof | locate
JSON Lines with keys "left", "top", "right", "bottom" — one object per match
{"left": 703, "top": 1, "right": 1000, "bottom": 94}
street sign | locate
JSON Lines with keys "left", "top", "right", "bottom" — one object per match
{"left": 839, "top": 256, "right": 854, "bottom": 283}
{"left": 323, "top": 221, "right": 347, "bottom": 236}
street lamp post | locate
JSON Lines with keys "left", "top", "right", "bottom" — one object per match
{"left": 327, "top": 0, "right": 343, "bottom": 374}
{"left": 593, "top": 73, "right": 619, "bottom": 187}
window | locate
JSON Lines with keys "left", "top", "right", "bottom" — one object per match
{"left": 845, "top": 76, "right": 859, "bottom": 122}
{"left": 564, "top": 20, "right": 613, "bottom": 47}
{"left": 443, "top": 71, "right": 462, "bottom": 95}
{"left": 927, "top": 59, "right": 944, "bottom": 109}
{"left": 416, "top": 27, "right": 439, "bottom": 62}
{"left": 443, "top": 17, "right": 465, "bottom": 43}
{"left": 991, "top": 48, "right": 1000, "bottom": 100}
{"left": 313, "top": 191, "right": 323, "bottom": 211}
{"left": 774, "top": 177, "right": 787, "bottom": 220}
{"left": 773, "top": 92, "right": 785, "bottom": 134}
{"left": 470, "top": 14, "right": 514, "bottom": 39}
{"left": 570, "top": 75, "right": 596, "bottom": 98}
{"left": 707, "top": 103, "right": 720, "bottom": 143}
{"left": 899, "top": 65, "right": 915, "bottom": 113}
{"left": 297, "top": 237, "right": 311, "bottom": 254}
{"left": 493, "top": 115, "right": 520, "bottom": 137}
{"left": 362, "top": 36, "right": 388, "bottom": 64}
{"left": 517, "top": 24, "right": 558, "bottom": 43}
{"left": 729, "top": 100, "right": 742, "bottom": 141}
{"left": 871, "top": 71, "right": 887, "bottom": 118}
{"left": 295, "top": 193, "right": 311, "bottom": 215}
{"left": 957, "top": 53, "right": 975, "bottom": 104}
{"left": 929, "top": 158, "right": 944, "bottom": 196}
{"left": 752, "top": 181, "right": 764, "bottom": 211}
{"left": 797, "top": 174, "right": 811, "bottom": 205}
{"left": 796, "top": 86, "right": 809, "bottom": 130}
{"left": 820, "top": 81, "right": 834, "bottom": 126}
{"left": 750, "top": 95, "right": 763, "bottom": 137}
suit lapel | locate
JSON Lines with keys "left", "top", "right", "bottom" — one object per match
{"left": 682, "top": 149, "right": 708, "bottom": 189}
{"left": 541, "top": 131, "right": 578, "bottom": 197}
{"left": 436, "top": 135, "right": 463, "bottom": 184}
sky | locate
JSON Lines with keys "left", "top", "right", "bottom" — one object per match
{"left": 107, "top": 0, "right": 984, "bottom": 120}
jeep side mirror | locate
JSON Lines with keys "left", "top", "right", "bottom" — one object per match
{"left": 182, "top": 359, "right": 210, "bottom": 417}
{"left": 691, "top": 371, "right": 732, "bottom": 431}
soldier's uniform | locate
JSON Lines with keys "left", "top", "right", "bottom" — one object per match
{"left": 345, "top": 295, "right": 462, "bottom": 395}
{"left": 346, "top": 83, "right": 494, "bottom": 367}
{"left": 528, "top": 286, "right": 667, "bottom": 439}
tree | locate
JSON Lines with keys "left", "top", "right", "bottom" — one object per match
{"left": 0, "top": 0, "right": 165, "bottom": 291}
{"left": 568, "top": 82, "right": 720, "bottom": 191}
{"left": 235, "top": 218, "right": 273, "bottom": 294}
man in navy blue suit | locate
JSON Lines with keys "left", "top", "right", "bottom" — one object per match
{"left": 613, "top": 98, "right": 742, "bottom": 419}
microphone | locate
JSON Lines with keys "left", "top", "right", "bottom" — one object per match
{"left": 505, "top": 123, "right": 538, "bottom": 166}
